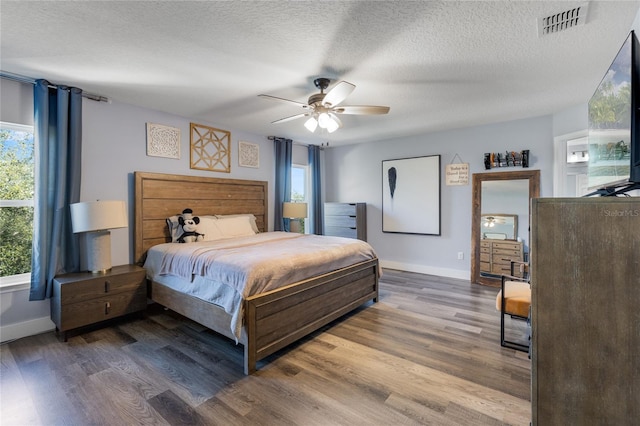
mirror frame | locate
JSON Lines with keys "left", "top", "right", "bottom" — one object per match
{"left": 471, "top": 170, "right": 540, "bottom": 286}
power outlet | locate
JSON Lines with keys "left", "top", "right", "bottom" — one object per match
{"left": 457, "top": 252, "right": 464, "bottom": 260}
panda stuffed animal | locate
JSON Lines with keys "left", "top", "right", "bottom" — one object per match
{"left": 177, "top": 208, "right": 205, "bottom": 243}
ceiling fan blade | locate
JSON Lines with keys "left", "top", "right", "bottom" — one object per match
{"left": 258, "top": 94, "right": 310, "bottom": 109}
{"left": 329, "top": 113, "right": 343, "bottom": 128}
{"left": 333, "top": 105, "right": 390, "bottom": 115}
{"left": 322, "top": 81, "right": 355, "bottom": 107}
{"left": 271, "top": 113, "right": 309, "bottom": 124}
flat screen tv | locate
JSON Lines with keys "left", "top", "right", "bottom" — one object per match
{"left": 586, "top": 30, "right": 640, "bottom": 196}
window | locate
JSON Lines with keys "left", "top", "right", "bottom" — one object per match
{"left": 0, "top": 121, "right": 34, "bottom": 280}
{"left": 291, "top": 164, "right": 308, "bottom": 202}
{"left": 291, "top": 164, "right": 308, "bottom": 233}
{"left": 566, "top": 136, "right": 589, "bottom": 164}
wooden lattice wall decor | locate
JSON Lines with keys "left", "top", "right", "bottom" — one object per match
{"left": 190, "top": 123, "right": 231, "bottom": 173}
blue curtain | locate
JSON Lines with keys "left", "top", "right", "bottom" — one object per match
{"left": 273, "top": 137, "right": 292, "bottom": 231}
{"left": 30, "top": 80, "right": 83, "bottom": 301}
{"left": 308, "top": 144, "right": 323, "bottom": 235}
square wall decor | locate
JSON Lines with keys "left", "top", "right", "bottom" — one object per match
{"left": 190, "top": 123, "right": 230, "bottom": 173}
{"left": 238, "top": 141, "right": 260, "bottom": 168}
{"left": 146, "top": 123, "right": 180, "bottom": 159}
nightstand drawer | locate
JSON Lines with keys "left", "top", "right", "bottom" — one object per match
{"left": 59, "top": 286, "right": 147, "bottom": 331}
{"left": 56, "top": 266, "right": 146, "bottom": 305}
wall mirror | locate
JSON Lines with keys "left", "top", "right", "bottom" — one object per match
{"left": 471, "top": 170, "right": 540, "bottom": 286}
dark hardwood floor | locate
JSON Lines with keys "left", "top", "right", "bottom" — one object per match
{"left": 1, "top": 269, "right": 531, "bottom": 425}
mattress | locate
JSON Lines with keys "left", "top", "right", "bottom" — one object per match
{"left": 143, "top": 231, "right": 378, "bottom": 339}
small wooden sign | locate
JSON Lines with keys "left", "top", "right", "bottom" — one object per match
{"left": 445, "top": 163, "right": 469, "bottom": 186}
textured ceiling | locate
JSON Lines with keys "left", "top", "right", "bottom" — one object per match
{"left": 1, "top": 1, "right": 639, "bottom": 146}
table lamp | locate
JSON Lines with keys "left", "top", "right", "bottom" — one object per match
{"left": 70, "top": 200, "right": 128, "bottom": 273}
{"left": 282, "top": 202, "right": 307, "bottom": 233}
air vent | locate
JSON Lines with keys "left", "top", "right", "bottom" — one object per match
{"left": 538, "top": 3, "right": 589, "bottom": 37}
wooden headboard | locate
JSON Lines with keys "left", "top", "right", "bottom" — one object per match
{"left": 134, "top": 171, "right": 268, "bottom": 264}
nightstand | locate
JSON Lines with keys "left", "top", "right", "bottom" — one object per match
{"left": 51, "top": 264, "right": 147, "bottom": 341}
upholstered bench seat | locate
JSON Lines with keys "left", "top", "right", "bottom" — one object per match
{"left": 496, "top": 281, "right": 531, "bottom": 319}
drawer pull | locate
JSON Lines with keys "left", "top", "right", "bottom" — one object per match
{"left": 105, "top": 302, "right": 111, "bottom": 315}
{"left": 104, "top": 280, "right": 110, "bottom": 293}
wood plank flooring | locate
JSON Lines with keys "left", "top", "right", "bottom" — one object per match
{"left": 1, "top": 269, "right": 531, "bottom": 425}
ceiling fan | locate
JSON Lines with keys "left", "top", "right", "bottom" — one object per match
{"left": 483, "top": 216, "right": 508, "bottom": 227}
{"left": 258, "top": 78, "right": 390, "bottom": 133}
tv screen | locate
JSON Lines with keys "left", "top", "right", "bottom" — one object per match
{"left": 587, "top": 32, "right": 634, "bottom": 190}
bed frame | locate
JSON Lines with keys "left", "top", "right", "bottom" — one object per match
{"left": 134, "top": 171, "right": 379, "bottom": 374}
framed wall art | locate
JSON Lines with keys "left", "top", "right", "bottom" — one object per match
{"left": 190, "top": 123, "right": 230, "bottom": 173}
{"left": 238, "top": 141, "right": 260, "bottom": 168}
{"left": 382, "top": 155, "right": 441, "bottom": 235}
{"left": 146, "top": 123, "right": 180, "bottom": 159}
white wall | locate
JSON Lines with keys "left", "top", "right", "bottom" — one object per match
{"left": 323, "top": 114, "right": 559, "bottom": 278}
{"left": 0, "top": 78, "right": 33, "bottom": 125}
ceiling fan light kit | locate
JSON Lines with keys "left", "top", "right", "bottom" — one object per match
{"left": 304, "top": 116, "right": 318, "bottom": 132}
{"left": 259, "top": 77, "right": 390, "bottom": 134}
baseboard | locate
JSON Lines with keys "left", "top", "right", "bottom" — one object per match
{"left": 379, "top": 259, "right": 470, "bottom": 281}
{"left": 0, "top": 316, "right": 55, "bottom": 343}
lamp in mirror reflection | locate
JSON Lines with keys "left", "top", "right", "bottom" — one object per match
{"left": 70, "top": 200, "right": 128, "bottom": 273}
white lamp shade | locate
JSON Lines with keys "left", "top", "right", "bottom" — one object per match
{"left": 304, "top": 116, "right": 318, "bottom": 132}
{"left": 325, "top": 117, "right": 340, "bottom": 133}
{"left": 70, "top": 200, "right": 128, "bottom": 233}
{"left": 318, "top": 112, "right": 332, "bottom": 129}
{"left": 282, "top": 202, "right": 308, "bottom": 219}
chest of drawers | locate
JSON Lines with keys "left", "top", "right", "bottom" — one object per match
{"left": 324, "top": 202, "right": 367, "bottom": 241}
{"left": 479, "top": 240, "right": 523, "bottom": 276}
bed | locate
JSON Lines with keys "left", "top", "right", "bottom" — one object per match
{"left": 134, "top": 171, "right": 379, "bottom": 374}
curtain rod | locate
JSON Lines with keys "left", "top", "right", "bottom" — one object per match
{"left": 0, "top": 71, "right": 110, "bottom": 103}
{"left": 268, "top": 136, "right": 326, "bottom": 148}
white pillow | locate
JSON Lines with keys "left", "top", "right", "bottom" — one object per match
{"left": 215, "top": 214, "right": 260, "bottom": 233}
{"left": 215, "top": 215, "right": 257, "bottom": 238}
{"left": 198, "top": 216, "right": 226, "bottom": 241}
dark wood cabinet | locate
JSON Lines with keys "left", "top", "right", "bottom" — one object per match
{"left": 51, "top": 264, "right": 147, "bottom": 340}
{"left": 324, "top": 202, "right": 367, "bottom": 241}
{"left": 530, "top": 198, "right": 640, "bottom": 425}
